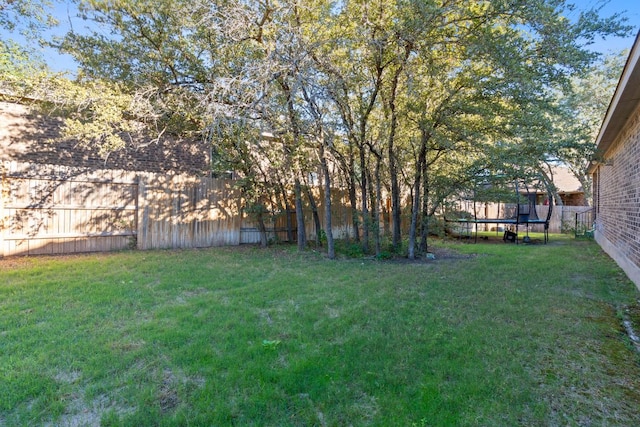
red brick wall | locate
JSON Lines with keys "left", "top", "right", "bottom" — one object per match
{"left": 0, "top": 101, "right": 211, "bottom": 177}
{"left": 594, "top": 103, "right": 640, "bottom": 269}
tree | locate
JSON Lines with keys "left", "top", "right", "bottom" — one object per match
{"left": 551, "top": 51, "right": 627, "bottom": 205}
{"left": 0, "top": 0, "right": 59, "bottom": 46}
{"left": 1, "top": 0, "right": 60, "bottom": 93}
{"left": 25, "top": 0, "right": 631, "bottom": 258}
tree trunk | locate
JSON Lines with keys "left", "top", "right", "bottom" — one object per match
{"left": 277, "top": 77, "right": 307, "bottom": 251}
{"left": 294, "top": 177, "right": 306, "bottom": 251}
{"left": 387, "top": 72, "right": 402, "bottom": 251}
{"left": 257, "top": 207, "right": 268, "bottom": 248}
{"left": 347, "top": 143, "right": 360, "bottom": 242}
{"left": 538, "top": 165, "right": 564, "bottom": 207}
{"left": 407, "top": 187, "right": 419, "bottom": 260}
{"left": 577, "top": 174, "right": 592, "bottom": 206}
{"left": 389, "top": 141, "right": 401, "bottom": 250}
{"left": 359, "top": 144, "right": 369, "bottom": 253}
{"left": 277, "top": 182, "right": 294, "bottom": 243}
{"left": 320, "top": 144, "right": 335, "bottom": 259}
{"left": 374, "top": 155, "right": 382, "bottom": 257}
{"left": 419, "top": 156, "right": 430, "bottom": 254}
{"left": 305, "top": 183, "right": 322, "bottom": 246}
{"left": 385, "top": 46, "right": 413, "bottom": 252}
{"left": 408, "top": 130, "right": 428, "bottom": 259}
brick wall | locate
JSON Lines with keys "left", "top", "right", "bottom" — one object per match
{"left": 595, "top": 103, "right": 640, "bottom": 270}
{"left": 0, "top": 101, "right": 211, "bottom": 177}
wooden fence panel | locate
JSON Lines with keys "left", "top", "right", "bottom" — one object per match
{"left": 0, "top": 177, "right": 137, "bottom": 256}
{"left": 136, "top": 177, "right": 242, "bottom": 250}
{"left": 238, "top": 187, "right": 356, "bottom": 245}
{"left": 299, "top": 187, "right": 355, "bottom": 240}
{"left": 555, "top": 205, "right": 593, "bottom": 233}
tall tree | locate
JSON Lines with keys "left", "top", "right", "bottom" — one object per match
{"left": 551, "top": 51, "right": 627, "bottom": 204}
{"left": 1, "top": 0, "right": 60, "bottom": 92}
{"left": 31, "top": 0, "right": 631, "bottom": 258}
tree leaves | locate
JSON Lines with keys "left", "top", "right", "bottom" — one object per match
{"left": 2, "top": 0, "right": 631, "bottom": 253}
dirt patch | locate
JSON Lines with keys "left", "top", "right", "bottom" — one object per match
{"left": 623, "top": 301, "right": 640, "bottom": 353}
{"left": 0, "top": 256, "right": 36, "bottom": 270}
{"left": 0, "top": 252, "right": 111, "bottom": 270}
{"left": 428, "top": 246, "right": 478, "bottom": 261}
{"left": 159, "top": 379, "right": 180, "bottom": 414}
{"left": 45, "top": 393, "right": 134, "bottom": 427}
{"left": 363, "top": 246, "right": 477, "bottom": 264}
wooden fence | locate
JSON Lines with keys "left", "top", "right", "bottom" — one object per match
{"left": 0, "top": 169, "right": 355, "bottom": 257}
{"left": 1, "top": 166, "right": 590, "bottom": 257}
{"left": 554, "top": 205, "right": 595, "bottom": 233}
{"left": 238, "top": 188, "right": 355, "bottom": 245}
{"left": 1, "top": 176, "right": 138, "bottom": 256}
{"left": 137, "top": 176, "right": 242, "bottom": 249}
{"left": 0, "top": 173, "right": 245, "bottom": 256}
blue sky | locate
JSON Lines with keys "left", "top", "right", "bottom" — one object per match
{"left": 4, "top": 0, "right": 640, "bottom": 74}
{"left": 572, "top": 0, "right": 640, "bottom": 54}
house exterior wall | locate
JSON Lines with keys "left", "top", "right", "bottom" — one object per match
{"left": 593, "top": 103, "right": 640, "bottom": 289}
{"left": 560, "top": 192, "right": 586, "bottom": 206}
{"left": 0, "top": 100, "right": 211, "bottom": 177}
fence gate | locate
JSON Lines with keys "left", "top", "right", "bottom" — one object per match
{"left": 0, "top": 177, "right": 138, "bottom": 257}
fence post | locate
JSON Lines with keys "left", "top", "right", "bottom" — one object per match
{"left": 0, "top": 168, "right": 4, "bottom": 258}
{"left": 137, "top": 178, "right": 147, "bottom": 250}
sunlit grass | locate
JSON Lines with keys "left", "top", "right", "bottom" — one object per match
{"left": 1, "top": 238, "right": 639, "bottom": 425}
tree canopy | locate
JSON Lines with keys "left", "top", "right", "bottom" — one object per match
{"left": 1, "top": 0, "right": 60, "bottom": 88}
{"left": 2, "top": 0, "right": 632, "bottom": 257}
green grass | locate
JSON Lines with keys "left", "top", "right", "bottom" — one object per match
{"left": 1, "top": 236, "right": 639, "bottom": 426}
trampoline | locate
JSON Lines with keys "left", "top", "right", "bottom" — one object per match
{"left": 445, "top": 180, "right": 553, "bottom": 244}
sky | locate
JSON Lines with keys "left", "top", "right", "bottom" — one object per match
{"left": 571, "top": 0, "right": 640, "bottom": 54}
{"left": 4, "top": 0, "right": 640, "bottom": 74}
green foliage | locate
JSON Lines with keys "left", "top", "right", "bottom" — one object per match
{"left": 548, "top": 51, "right": 628, "bottom": 203}
{"left": 376, "top": 249, "right": 394, "bottom": 260}
{"left": 334, "top": 240, "right": 366, "bottom": 258}
{"left": 0, "top": 40, "right": 46, "bottom": 86}
{"left": 318, "top": 228, "right": 327, "bottom": 245}
{"left": 0, "top": 0, "right": 60, "bottom": 91}
{"left": 2, "top": 0, "right": 633, "bottom": 256}
{"left": 23, "top": 77, "right": 149, "bottom": 157}
{"left": 0, "top": 0, "right": 58, "bottom": 38}
{"left": 426, "top": 214, "right": 446, "bottom": 238}
{"left": 261, "top": 339, "right": 282, "bottom": 351}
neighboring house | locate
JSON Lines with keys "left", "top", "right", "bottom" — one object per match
{"left": 0, "top": 98, "right": 233, "bottom": 257}
{"left": 589, "top": 32, "right": 640, "bottom": 290}
{"left": 0, "top": 99, "right": 211, "bottom": 176}
{"left": 551, "top": 165, "right": 586, "bottom": 206}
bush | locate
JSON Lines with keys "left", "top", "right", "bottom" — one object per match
{"left": 376, "top": 250, "right": 394, "bottom": 260}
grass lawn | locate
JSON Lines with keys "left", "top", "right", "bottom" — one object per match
{"left": 1, "top": 236, "right": 639, "bottom": 426}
